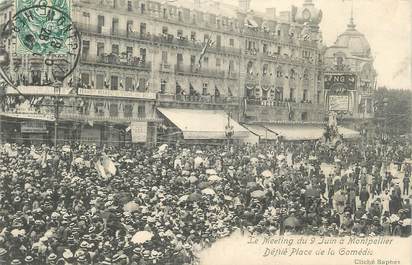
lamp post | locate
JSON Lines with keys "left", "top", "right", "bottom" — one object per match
{"left": 53, "top": 80, "right": 63, "bottom": 147}
{"left": 382, "top": 97, "right": 388, "bottom": 143}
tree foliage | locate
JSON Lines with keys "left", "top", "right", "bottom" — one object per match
{"left": 373, "top": 87, "right": 412, "bottom": 135}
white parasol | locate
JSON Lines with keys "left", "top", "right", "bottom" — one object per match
{"left": 131, "top": 231, "right": 153, "bottom": 244}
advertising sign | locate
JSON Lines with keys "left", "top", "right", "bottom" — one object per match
{"left": 131, "top": 122, "right": 148, "bottom": 143}
{"left": 324, "top": 74, "right": 356, "bottom": 90}
{"left": 328, "top": 95, "right": 349, "bottom": 111}
{"left": 21, "top": 121, "right": 47, "bottom": 133}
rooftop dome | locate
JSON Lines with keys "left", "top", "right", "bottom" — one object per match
{"left": 334, "top": 16, "right": 371, "bottom": 58}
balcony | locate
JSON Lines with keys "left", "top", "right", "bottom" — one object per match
{"left": 81, "top": 54, "right": 151, "bottom": 71}
{"left": 159, "top": 63, "right": 173, "bottom": 73}
{"left": 174, "top": 65, "right": 225, "bottom": 79}
{"left": 75, "top": 23, "right": 241, "bottom": 56}
{"left": 158, "top": 93, "right": 239, "bottom": 105}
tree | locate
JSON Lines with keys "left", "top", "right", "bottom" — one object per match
{"left": 373, "top": 87, "right": 412, "bottom": 135}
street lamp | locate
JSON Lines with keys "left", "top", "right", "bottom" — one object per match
{"left": 382, "top": 97, "right": 388, "bottom": 143}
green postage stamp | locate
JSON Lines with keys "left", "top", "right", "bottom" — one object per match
{"left": 14, "top": 0, "right": 73, "bottom": 55}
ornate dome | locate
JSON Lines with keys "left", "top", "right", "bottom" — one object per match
{"left": 334, "top": 17, "right": 371, "bottom": 58}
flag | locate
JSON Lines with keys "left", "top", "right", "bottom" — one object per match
{"left": 87, "top": 120, "right": 94, "bottom": 127}
{"left": 39, "top": 149, "right": 48, "bottom": 168}
{"left": 94, "top": 159, "right": 108, "bottom": 180}
{"left": 120, "top": 80, "right": 124, "bottom": 89}
{"left": 102, "top": 154, "right": 116, "bottom": 176}
{"left": 198, "top": 37, "right": 213, "bottom": 69}
{"left": 125, "top": 124, "right": 131, "bottom": 132}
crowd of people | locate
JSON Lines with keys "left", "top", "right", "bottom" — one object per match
{"left": 0, "top": 137, "right": 411, "bottom": 265}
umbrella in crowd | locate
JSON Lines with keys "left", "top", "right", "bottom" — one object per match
{"left": 131, "top": 231, "right": 153, "bottom": 244}
{"left": 261, "top": 170, "right": 273, "bottom": 178}
{"left": 0, "top": 135, "right": 410, "bottom": 265}
{"left": 251, "top": 190, "right": 266, "bottom": 198}
{"left": 123, "top": 201, "right": 139, "bottom": 212}
{"left": 208, "top": 175, "right": 222, "bottom": 182}
{"left": 201, "top": 188, "right": 216, "bottom": 195}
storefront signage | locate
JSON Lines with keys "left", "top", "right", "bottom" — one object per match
{"left": 131, "top": 122, "right": 148, "bottom": 143}
{"left": 21, "top": 121, "right": 47, "bottom": 133}
{"left": 324, "top": 74, "right": 356, "bottom": 90}
{"left": 78, "top": 88, "right": 156, "bottom": 100}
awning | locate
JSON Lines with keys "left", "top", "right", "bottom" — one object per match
{"left": 337, "top": 126, "right": 360, "bottom": 139}
{"left": 263, "top": 124, "right": 324, "bottom": 141}
{"left": 157, "top": 108, "right": 249, "bottom": 140}
{"left": 243, "top": 124, "right": 278, "bottom": 140}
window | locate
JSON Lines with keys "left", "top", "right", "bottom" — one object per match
{"left": 228, "top": 60, "right": 234, "bottom": 73}
{"left": 190, "top": 31, "right": 196, "bottom": 41}
{"left": 82, "top": 12, "right": 90, "bottom": 17}
{"left": 275, "top": 87, "right": 283, "bottom": 101}
{"left": 125, "top": 77, "right": 133, "bottom": 91}
{"left": 138, "top": 105, "right": 146, "bottom": 118}
{"left": 177, "top": 29, "right": 183, "bottom": 38}
{"left": 202, "top": 82, "right": 208, "bottom": 95}
{"left": 81, "top": 73, "right": 90, "bottom": 86}
{"left": 113, "top": 0, "right": 117, "bottom": 8}
{"left": 190, "top": 55, "right": 196, "bottom": 66}
{"left": 161, "top": 51, "right": 168, "bottom": 63}
{"left": 337, "top": 56, "right": 343, "bottom": 65}
{"left": 163, "top": 8, "right": 167, "bottom": 18}
{"left": 111, "top": 76, "right": 118, "bottom": 90}
{"left": 177, "top": 53, "right": 183, "bottom": 65}
{"left": 95, "top": 102, "right": 105, "bottom": 116}
{"left": 96, "top": 74, "right": 104, "bottom": 89}
{"left": 263, "top": 64, "right": 268, "bottom": 76}
{"left": 162, "top": 26, "right": 168, "bottom": 35}
{"left": 216, "top": 35, "right": 221, "bottom": 48}
{"left": 216, "top": 58, "right": 221, "bottom": 68}
{"left": 138, "top": 78, "right": 146, "bottom": 91}
{"left": 276, "top": 68, "right": 282, "bottom": 78}
{"left": 303, "top": 89, "right": 308, "bottom": 101}
{"left": 140, "top": 23, "right": 146, "bottom": 35}
{"left": 203, "top": 57, "right": 208, "bottom": 66}
{"left": 140, "top": 3, "right": 145, "bottom": 14}
{"left": 127, "top": 0, "right": 132, "bottom": 11}
{"left": 229, "top": 38, "right": 234, "bottom": 47}
{"left": 126, "top": 46, "right": 133, "bottom": 56}
{"left": 263, "top": 43, "right": 268, "bottom": 53}
{"left": 317, "top": 90, "right": 321, "bottom": 104}
{"left": 82, "top": 40, "right": 90, "bottom": 59}
{"left": 127, "top": 20, "right": 133, "bottom": 35}
{"left": 301, "top": 112, "right": 308, "bottom": 121}
{"left": 124, "top": 104, "right": 133, "bottom": 117}
{"left": 97, "top": 42, "right": 104, "bottom": 56}
{"left": 140, "top": 48, "right": 146, "bottom": 62}
{"left": 97, "top": 15, "right": 105, "bottom": 33}
{"left": 204, "top": 34, "right": 209, "bottom": 43}
{"left": 112, "top": 18, "right": 119, "bottom": 35}
{"left": 290, "top": 69, "right": 296, "bottom": 79}
{"left": 277, "top": 29, "right": 281, "bottom": 36}
{"left": 160, "top": 80, "right": 166, "bottom": 93}
{"left": 178, "top": 11, "right": 182, "bottom": 21}
{"left": 289, "top": 88, "right": 295, "bottom": 101}
{"left": 111, "top": 44, "right": 119, "bottom": 55}
{"left": 109, "top": 104, "right": 118, "bottom": 117}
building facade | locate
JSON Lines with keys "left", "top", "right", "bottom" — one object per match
{"left": 0, "top": 0, "right": 350, "bottom": 145}
{"left": 323, "top": 14, "right": 377, "bottom": 138}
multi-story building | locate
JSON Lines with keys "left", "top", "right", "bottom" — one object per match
{"left": 323, "top": 13, "right": 377, "bottom": 139}
{"left": 0, "top": 0, "right": 359, "bottom": 145}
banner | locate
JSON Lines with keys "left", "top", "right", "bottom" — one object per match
{"left": 131, "top": 122, "right": 148, "bottom": 143}
{"left": 328, "top": 95, "right": 349, "bottom": 111}
{"left": 324, "top": 74, "right": 356, "bottom": 90}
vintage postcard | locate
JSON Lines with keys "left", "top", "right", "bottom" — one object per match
{"left": 0, "top": 0, "right": 410, "bottom": 264}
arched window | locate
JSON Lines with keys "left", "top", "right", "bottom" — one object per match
{"left": 247, "top": 61, "right": 253, "bottom": 74}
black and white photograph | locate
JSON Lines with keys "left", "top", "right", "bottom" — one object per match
{"left": 0, "top": 0, "right": 411, "bottom": 264}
